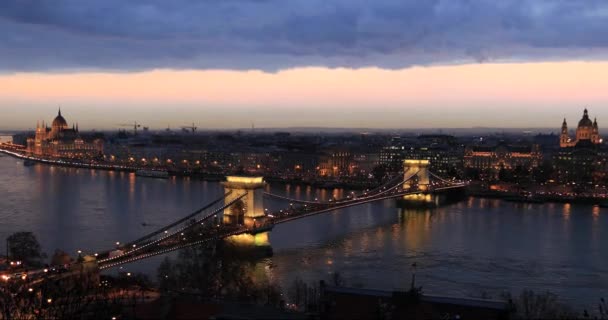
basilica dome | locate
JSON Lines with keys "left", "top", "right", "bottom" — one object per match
{"left": 578, "top": 108, "right": 593, "bottom": 128}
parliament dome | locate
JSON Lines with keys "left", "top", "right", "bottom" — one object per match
{"left": 52, "top": 109, "right": 68, "bottom": 129}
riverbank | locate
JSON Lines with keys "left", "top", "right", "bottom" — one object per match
{"left": 0, "top": 148, "right": 140, "bottom": 172}
{"left": 264, "top": 176, "right": 379, "bottom": 190}
{"left": 468, "top": 189, "right": 608, "bottom": 206}
{"left": 0, "top": 146, "right": 381, "bottom": 190}
{"left": 4, "top": 145, "right": 607, "bottom": 203}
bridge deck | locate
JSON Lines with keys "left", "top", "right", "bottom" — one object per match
{"left": 15, "top": 169, "right": 466, "bottom": 279}
{"left": 97, "top": 184, "right": 465, "bottom": 269}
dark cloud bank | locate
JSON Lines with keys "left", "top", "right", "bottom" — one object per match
{"left": 1, "top": 0, "right": 608, "bottom": 72}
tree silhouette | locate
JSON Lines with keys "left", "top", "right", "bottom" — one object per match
{"left": 7, "top": 231, "right": 46, "bottom": 267}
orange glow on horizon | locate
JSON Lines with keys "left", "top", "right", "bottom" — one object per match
{"left": 1, "top": 61, "right": 608, "bottom": 105}
{"left": 2, "top": 61, "right": 608, "bottom": 129}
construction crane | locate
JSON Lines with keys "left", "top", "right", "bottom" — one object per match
{"left": 181, "top": 123, "right": 197, "bottom": 133}
{"left": 117, "top": 122, "right": 142, "bottom": 135}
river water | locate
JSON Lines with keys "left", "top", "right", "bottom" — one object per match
{"left": 0, "top": 155, "right": 606, "bottom": 311}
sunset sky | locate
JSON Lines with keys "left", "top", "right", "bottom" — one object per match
{"left": 2, "top": 1, "right": 608, "bottom": 130}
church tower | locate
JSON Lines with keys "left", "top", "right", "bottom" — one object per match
{"left": 560, "top": 118, "right": 570, "bottom": 148}
{"left": 592, "top": 117, "right": 601, "bottom": 144}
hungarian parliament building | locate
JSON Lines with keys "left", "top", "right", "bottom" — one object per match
{"left": 26, "top": 109, "right": 103, "bottom": 158}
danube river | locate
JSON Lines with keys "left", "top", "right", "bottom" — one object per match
{"left": 1, "top": 155, "right": 607, "bottom": 311}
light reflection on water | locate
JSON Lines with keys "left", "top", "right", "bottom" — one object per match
{"left": 0, "top": 156, "right": 607, "bottom": 311}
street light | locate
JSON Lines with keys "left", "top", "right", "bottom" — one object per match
{"left": 410, "top": 262, "right": 417, "bottom": 290}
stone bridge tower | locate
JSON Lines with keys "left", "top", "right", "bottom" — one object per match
{"left": 403, "top": 159, "right": 430, "bottom": 191}
{"left": 222, "top": 176, "right": 271, "bottom": 252}
{"left": 222, "top": 176, "right": 266, "bottom": 228}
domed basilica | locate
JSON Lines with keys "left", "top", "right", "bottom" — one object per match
{"left": 26, "top": 109, "right": 103, "bottom": 158}
{"left": 555, "top": 108, "right": 606, "bottom": 184}
{"left": 560, "top": 108, "right": 601, "bottom": 148}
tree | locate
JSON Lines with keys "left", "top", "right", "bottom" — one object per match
{"left": 513, "top": 165, "right": 531, "bottom": 184}
{"left": 0, "top": 271, "right": 145, "bottom": 319}
{"left": 502, "top": 290, "right": 578, "bottom": 319}
{"left": 372, "top": 164, "right": 389, "bottom": 183}
{"left": 50, "top": 249, "right": 72, "bottom": 266}
{"left": 498, "top": 166, "right": 514, "bottom": 183}
{"left": 7, "top": 231, "right": 45, "bottom": 267}
{"left": 157, "top": 257, "right": 176, "bottom": 292}
{"left": 464, "top": 167, "right": 481, "bottom": 180}
{"left": 331, "top": 272, "right": 345, "bottom": 287}
{"left": 532, "top": 161, "right": 554, "bottom": 184}
{"left": 156, "top": 242, "right": 284, "bottom": 307}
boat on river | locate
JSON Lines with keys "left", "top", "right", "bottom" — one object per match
{"left": 135, "top": 169, "right": 169, "bottom": 179}
{"left": 504, "top": 194, "right": 545, "bottom": 204}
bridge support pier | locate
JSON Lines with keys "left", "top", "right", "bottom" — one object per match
{"left": 225, "top": 231, "right": 270, "bottom": 247}
{"left": 224, "top": 230, "right": 273, "bottom": 257}
{"left": 396, "top": 193, "right": 438, "bottom": 208}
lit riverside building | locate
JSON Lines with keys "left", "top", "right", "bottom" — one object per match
{"left": 463, "top": 143, "right": 542, "bottom": 180}
{"left": 560, "top": 108, "right": 601, "bottom": 148}
{"left": 555, "top": 108, "right": 606, "bottom": 184}
{"left": 26, "top": 109, "right": 104, "bottom": 159}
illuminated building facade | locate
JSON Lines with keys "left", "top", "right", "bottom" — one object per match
{"left": 26, "top": 109, "right": 103, "bottom": 158}
{"left": 380, "top": 135, "right": 463, "bottom": 176}
{"left": 463, "top": 143, "right": 542, "bottom": 175}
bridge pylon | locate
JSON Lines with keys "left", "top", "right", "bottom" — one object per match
{"left": 403, "top": 159, "right": 430, "bottom": 191}
{"left": 222, "top": 176, "right": 267, "bottom": 228}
